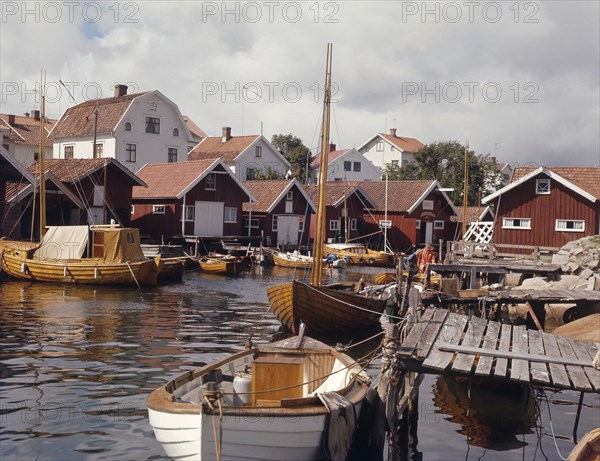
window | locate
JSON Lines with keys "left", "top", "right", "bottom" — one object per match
{"left": 415, "top": 219, "right": 421, "bottom": 229}
{"left": 246, "top": 168, "right": 256, "bottom": 180}
{"left": 555, "top": 219, "right": 585, "bottom": 232}
{"left": 422, "top": 200, "right": 434, "bottom": 210}
{"left": 124, "top": 122, "right": 131, "bottom": 131}
{"left": 168, "top": 147, "right": 177, "bottom": 163}
{"left": 272, "top": 215, "right": 278, "bottom": 231}
{"left": 344, "top": 161, "right": 351, "bottom": 171}
{"left": 145, "top": 117, "right": 160, "bottom": 134}
{"left": 130, "top": 205, "right": 135, "bottom": 215}
{"left": 126, "top": 143, "right": 136, "bottom": 162}
{"left": 152, "top": 205, "right": 166, "bottom": 215}
{"left": 245, "top": 218, "right": 259, "bottom": 229}
{"left": 223, "top": 206, "right": 237, "bottom": 223}
{"left": 536, "top": 179, "right": 550, "bottom": 194}
{"left": 502, "top": 218, "right": 531, "bottom": 229}
{"left": 34, "top": 152, "right": 39, "bottom": 162}
{"left": 391, "top": 159, "right": 399, "bottom": 167}
{"left": 391, "top": 146, "right": 396, "bottom": 152}
{"left": 329, "top": 219, "right": 340, "bottom": 231}
{"left": 298, "top": 216, "right": 305, "bottom": 232}
{"left": 350, "top": 218, "right": 357, "bottom": 231}
{"left": 286, "top": 190, "right": 293, "bottom": 200}
{"left": 64, "top": 145, "right": 74, "bottom": 159}
{"left": 376, "top": 141, "right": 384, "bottom": 152}
{"left": 173, "top": 128, "right": 179, "bottom": 137}
{"left": 183, "top": 205, "right": 195, "bottom": 222}
{"left": 205, "top": 173, "right": 216, "bottom": 190}
{"left": 94, "top": 143, "right": 103, "bottom": 158}
{"left": 434, "top": 220, "right": 445, "bottom": 229}
{"left": 149, "top": 101, "right": 157, "bottom": 111}
{"left": 255, "top": 146, "right": 262, "bottom": 157}
{"left": 353, "top": 162, "right": 361, "bottom": 172}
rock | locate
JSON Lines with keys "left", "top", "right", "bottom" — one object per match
{"left": 579, "top": 268, "right": 594, "bottom": 280}
{"left": 505, "top": 273, "right": 523, "bottom": 287}
{"left": 554, "top": 274, "right": 585, "bottom": 290}
{"left": 490, "top": 283, "right": 504, "bottom": 290}
{"left": 570, "top": 246, "right": 584, "bottom": 256}
{"left": 552, "top": 253, "right": 570, "bottom": 266}
{"left": 567, "top": 261, "right": 581, "bottom": 273}
{"left": 520, "top": 277, "right": 550, "bottom": 289}
{"left": 587, "top": 276, "right": 600, "bottom": 291}
{"left": 589, "top": 259, "right": 600, "bottom": 270}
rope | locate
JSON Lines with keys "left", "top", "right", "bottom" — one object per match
{"left": 543, "top": 392, "right": 568, "bottom": 461}
{"left": 338, "top": 330, "right": 385, "bottom": 351}
{"left": 203, "top": 389, "right": 223, "bottom": 461}
{"left": 125, "top": 261, "right": 141, "bottom": 289}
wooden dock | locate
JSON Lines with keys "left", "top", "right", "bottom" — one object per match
{"left": 396, "top": 308, "right": 600, "bottom": 392}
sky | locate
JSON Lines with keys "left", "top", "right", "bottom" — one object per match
{"left": 1, "top": 0, "right": 599, "bottom": 167}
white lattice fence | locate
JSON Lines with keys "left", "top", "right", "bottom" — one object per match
{"left": 463, "top": 222, "right": 494, "bottom": 243}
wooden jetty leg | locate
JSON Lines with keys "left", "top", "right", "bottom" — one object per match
{"left": 525, "top": 301, "right": 546, "bottom": 331}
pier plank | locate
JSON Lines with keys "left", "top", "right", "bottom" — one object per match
{"left": 422, "top": 313, "right": 467, "bottom": 371}
{"left": 569, "top": 339, "right": 600, "bottom": 391}
{"left": 510, "top": 325, "right": 530, "bottom": 383}
{"left": 475, "top": 320, "right": 501, "bottom": 377}
{"left": 397, "top": 308, "right": 435, "bottom": 357}
{"left": 556, "top": 335, "right": 593, "bottom": 391}
{"left": 528, "top": 329, "right": 550, "bottom": 384}
{"left": 541, "top": 332, "right": 571, "bottom": 388}
{"left": 414, "top": 309, "right": 449, "bottom": 360}
{"left": 452, "top": 316, "right": 486, "bottom": 373}
{"left": 493, "top": 323, "right": 512, "bottom": 378}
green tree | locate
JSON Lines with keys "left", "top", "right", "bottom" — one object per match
{"left": 271, "top": 133, "right": 311, "bottom": 182}
{"left": 383, "top": 162, "right": 420, "bottom": 180}
{"left": 252, "top": 166, "right": 280, "bottom": 180}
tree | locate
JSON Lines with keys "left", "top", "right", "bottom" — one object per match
{"left": 383, "top": 162, "right": 420, "bottom": 180}
{"left": 252, "top": 166, "right": 280, "bottom": 180}
{"left": 271, "top": 133, "right": 311, "bottom": 183}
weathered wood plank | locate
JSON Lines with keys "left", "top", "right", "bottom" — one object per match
{"left": 510, "top": 325, "right": 530, "bottom": 383}
{"left": 542, "top": 332, "right": 571, "bottom": 388}
{"left": 528, "top": 329, "right": 550, "bottom": 384}
{"left": 414, "top": 309, "right": 449, "bottom": 360}
{"left": 397, "top": 308, "right": 435, "bottom": 357}
{"left": 422, "top": 313, "right": 467, "bottom": 371}
{"left": 569, "top": 338, "right": 600, "bottom": 391}
{"left": 556, "top": 335, "right": 593, "bottom": 391}
{"left": 452, "top": 316, "right": 487, "bottom": 373}
{"left": 493, "top": 323, "right": 512, "bottom": 378}
{"left": 475, "top": 320, "right": 501, "bottom": 377}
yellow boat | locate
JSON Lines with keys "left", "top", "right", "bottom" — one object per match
{"left": 324, "top": 243, "right": 394, "bottom": 267}
{"left": 198, "top": 255, "right": 250, "bottom": 276}
{"left": 272, "top": 251, "right": 313, "bottom": 269}
{"left": 0, "top": 225, "right": 161, "bottom": 286}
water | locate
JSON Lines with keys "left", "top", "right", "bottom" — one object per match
{"left": 1, "top": 267, "right": 598, "bottom": 461}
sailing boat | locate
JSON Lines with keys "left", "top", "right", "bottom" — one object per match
{"left": 0, "top": 78, "right": 161, "bottom": 287}
{"left": 267, "top": 45, "right": 389, "bottom": 334}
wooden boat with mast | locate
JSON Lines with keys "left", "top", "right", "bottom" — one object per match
{"left": 267, "top": 44, "right": 389, "bottom": 334}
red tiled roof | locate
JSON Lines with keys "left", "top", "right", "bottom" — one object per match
{"left": 380, "top": 134, "right": 424, "bottom": 152}
{"left": 353, "top": 180, "right": 436, "bottom": 212}
{"left": 27, "top": 158, "right": 143, "bottom": 186}
{"left": 311, "top": 149, "right": 350, "bottom": 168}
{"left": 512, "top": 167, "right": 600, "bottom": 200}
{"left": 50, "top": 92, "right": 148, "bottom": 139}
{"left": 187, "top": 135, "right": 259, "bottom": 161}
{"left": 451, "top": 206, "right": 492, "bottom": 223}
{"left": 133, "top": 159, "right": 223, "bottom": 199}
{"left": 0, "top": 114, "right": 56, "bottom": 146}
{"left": 183, "top": 116, "right": 207, "bottom": 140}
{"left": 242, "top": 179, "right": 295, "bottom": 212}
{"left": 303, "top": 182, "right": 374, "bottom": 208}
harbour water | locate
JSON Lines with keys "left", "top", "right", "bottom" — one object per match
{"left": 1, "top": 266, "right": 598, "bottom": 461}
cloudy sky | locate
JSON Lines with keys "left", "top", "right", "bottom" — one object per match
{"left": 2, "top": 1, "right": 599, "bottom": 166}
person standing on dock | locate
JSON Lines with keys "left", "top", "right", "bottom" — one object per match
{"left": 417, "top": 243, "right": 436, "bottom": 274}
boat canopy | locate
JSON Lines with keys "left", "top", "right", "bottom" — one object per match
{"left": 100, "top": 228, "right": 145, "bottom": 263}
{"left": 33, "top": 226, "right": 89, "bottom": 260}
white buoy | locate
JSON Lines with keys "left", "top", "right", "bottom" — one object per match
{"left": 233, "top": 369, "right": 252, "bottom": 405}
{"left": 94, "top": 267, "right": 99, "bottom": 279}
{"left": 21, "top": 263, "right": 27, "bottom": 274}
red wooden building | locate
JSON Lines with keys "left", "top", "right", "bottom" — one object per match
{"left": 132, "top": 159, "right": 254, "bottom": 243}
{"left": 242, "top": 179, "right": 315, "bottom": 248}
{"left": 483, "top": 166, "right": 600, "bottom": 249}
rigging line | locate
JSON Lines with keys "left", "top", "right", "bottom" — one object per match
{"left": 6, "top": 193, "right": 35, "bottom": 237}
{"left": 543, "top": 392, "right": 568, "bottom": 461}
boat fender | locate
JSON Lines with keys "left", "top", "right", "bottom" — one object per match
{"left": 94, "top": 267, "right": 99, "bottom": 279}
{"left": 21, "top": 263, "right": 27, "bottom": 274}
{"left": 64, "top": 266, "right": 68, "bottom": 277}
{"left": 233, "top": 368, "right": 252, "bottom": 405}
{"left": 369, "top": 258, "right": 375, "bottom": 265}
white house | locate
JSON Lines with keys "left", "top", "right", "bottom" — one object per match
{"left": 0, "top": 111, "right": 55, "bottom": 166}
{"left": 358, "top": 128, "right": 424, "bottom": 171}
{"left": 49, "top": 84, "right": 204, "bottom": 173}
{"left": 309, "top": 145, "right": 382, "bottom": 183}
{"left": 187, "top": 127, "right": 291, "bottom": 181}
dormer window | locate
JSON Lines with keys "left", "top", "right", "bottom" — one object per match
{"left": 149, "top": 101, "right": 157, "bottom": 111}
{"left": 536, "top": 178, "right": 550, "bottom": 194}
{"left": 173, "top": 128, "right": 179, "bottom": 137}
{"left": 124, "top": 122, "right": 132, "bottom": 131}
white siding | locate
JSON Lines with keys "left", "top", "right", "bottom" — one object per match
{"left": 233, "top": 137, "right": 290, "bottom": 181}
{"left": 359, "top": 136, "right": 415, "bottom": 171}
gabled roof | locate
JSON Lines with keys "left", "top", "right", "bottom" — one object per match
{"left": 27, "top": 158, "right": 145, "bottom": 187}
{"left": 451, "top": 206, "right": 494, "bottom": 223}
{"left": 483, "top": 166, "right": 600, "bottom": 204}
{"left": 310, "top": 149, "right": 350, "bottom": 168}
{"left": 133, "top": 159, "right": 254, "bottom": 201}
{"left": 358, "top": 132, "right": 424, "bottom": 153}
{"left": 183, "top": 116, "right": 207, "bottom": 141}
{"left": 304, "top": 182, "right": 376, "bottom": 209}
{"left": 0, "top": 113, "right": 56, "bottom": 146}
{"left": 0, "top": 147, "right": 36, "bottom": 182}
{"left": 242, "top": 179, "right": 316, "bottom": 213}
{"left": 6, "top": 170, "right": 85, "bottom": 209}
{"left": 188, "top": 135, "right": 260, "bottom": 162}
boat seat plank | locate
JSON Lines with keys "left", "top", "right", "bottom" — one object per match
{"left": 474, "top": 320, "right": 501, "bottom": 377}
{"left": 452, "top": 316, "right": 487, "bottom": 373}
{"left": 510, "top": 325, "right": 530, "bottom": 383}
{"left": 493, "top": 324, "right": 512, "bottom": 378}
{"left": 570, "top": 339, "right": 600, "bottom": 391}
{"left": 528, "top": 329, "right": 551, "bottom": 384}
{"left": 422, "top": 313, "right": 467, "bottom": 371}
{"left": 414, "top": 309, "right": 449, "bottom": 360}
{"left": 541, "top": 332, "right": 571, "bottom": 388}
{"left": 397, "top": 308, "right": 435, "bottom": 357}
{"left": 555, "top": 335, "right": 593, "bottom": 391}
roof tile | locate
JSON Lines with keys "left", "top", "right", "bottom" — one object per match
{"left": 188, "top": 135, "right": 259, "bottom": 162}
{"left": 512, "top": 167, "right": 600, "bottom": 200}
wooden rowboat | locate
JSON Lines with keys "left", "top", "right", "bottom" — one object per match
{"left": 272, "top": 251, "right": 313, "bottom": 269}
{"left": 198, "top": 255, "right": 249, "bottom": 276}
{"left": 324, "top": 243, "right": 394, "bottom": 267}
{"left": 147, "top": 334, "right": 370, "bottom": 461}
{"left": 267, "top": 279, "right": 388, "bottom": 334}
{"left": 569, "top": 427, "right": 600, "bottom": 461}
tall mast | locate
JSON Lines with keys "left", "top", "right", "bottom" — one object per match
{"left": 462, "top": 141, "right": 469, "bottom": 240}
{"left": 39, "top": 72, "right": 47, "bottom": 239}
{"left": 311, "top": 43, "right": 333, "bottom": 287}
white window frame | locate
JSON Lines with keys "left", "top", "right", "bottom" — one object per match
{"left": 64, "top": 145, "right": 74, "bottom": 159}
{"left": 183, "top": 205, "right": 195, "bottom": 222}
{"left": 434, "top": 220, "right": 444, "bottom": 229}
{"left": 286, "top": 190, "right": 293, "bottom": 200}
{"left": 168, "top": 147, "right": 178, "bottom": 163}
{"left": 350, "top": 218, "right": 357, "bottom": 231}
{"left": 149, "top": 101, "right": 157, "bottom": 111}
{"left": 173, "top": 128, "right": 179, "bottom": 137}
{"left": 344, "top": 161, "right": 351, "bottom": 171}
{"left": 536, "top": 178, "right": 550, "bottom": 195}
{"left": 224, "top": 207, "right": 237, "bottom": 223}
{"left": 376, "top": 141, "right": 384, "bottom": 152}
{"left": 353, "top": 161, "right": 361, "bottom": 172}
{"left": 255, "top": 145, "right": 262, "bottom": 157}
{"left": 152, "top": 205, "right": 166, "bottom": 215}
{"left": 126, "top": 143, "right": 136, "bottom": 162}
{"left": 415, "top": 219, "right": 421, "bottom": 229}
{"left": 205, "top": 173, "right": 216, "bottom": 190}
{"left": 298, "top": 216, "right": 304, "bottom": 232}
{"left": 422, "top": 200, "right": 434, "bottom": 211}
{"left": 145, "top": 116, "right": 160, "bottom": 134}
{"left": 245, "top": 218, "right": 259, "bottom": 229}
{"left": 329, "top": 219, "right": 340, "bottom": 231}
{"left": 124, "top": 121, "right": 132, "bottom": 131}
{"left": 502, "top": 217, "right": 531, "bottom": 230}
{"left": 130, "top": 205, "right": 135, "bottom": 215}
{"left": 555, "top": 219, "right": 585, "bottom": 232}
{"left": 272, "top": 215, "right": 278, "bottom": 231}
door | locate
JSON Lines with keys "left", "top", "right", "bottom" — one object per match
{"left": 425, "top": 221, "right": 433, "bottom": 245}
{"left": 194, "top": 201, "right": 224, "bottom": 236}
{"left": 277, "top": 215, "right": 299, "bottom": 246}
{"left": 87, "top": 207, "right": 103, "bottom": 225}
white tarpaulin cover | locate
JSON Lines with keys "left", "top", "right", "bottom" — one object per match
{"left": 33, "top": 226, "right": 89, "bottom": 260}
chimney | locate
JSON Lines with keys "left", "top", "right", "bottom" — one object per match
{"left": 329, "top": 143, "right": 336, "bottom": 152}
{"left": 390, "top": 128, "right": 397, "bottom": 137}
{"left": 114, "top": 84, "right": 128, "bottom": 98}
{"left": 32, "top": 110, "right": 40, "bottom": 121}
{"left": 24, "top": 112, "right": 30, "bottom": 118}
{"left": 222, "top": 126, "right": 232, "bottom": 143}
{"left": 8, "top": 114, "right": 15, "bottom": 125}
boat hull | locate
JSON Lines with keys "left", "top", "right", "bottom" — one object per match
{"left": 324, "top": 244, "right": 394, "bottom": 267}
{"left": 272, "top": 252, "right": 313, "bottom": 269}
{"left": 267, "top": 280, "right": 387, "bottom": 334}
{"left": 198, "top": 257, "right": 248, "bottom": 276}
